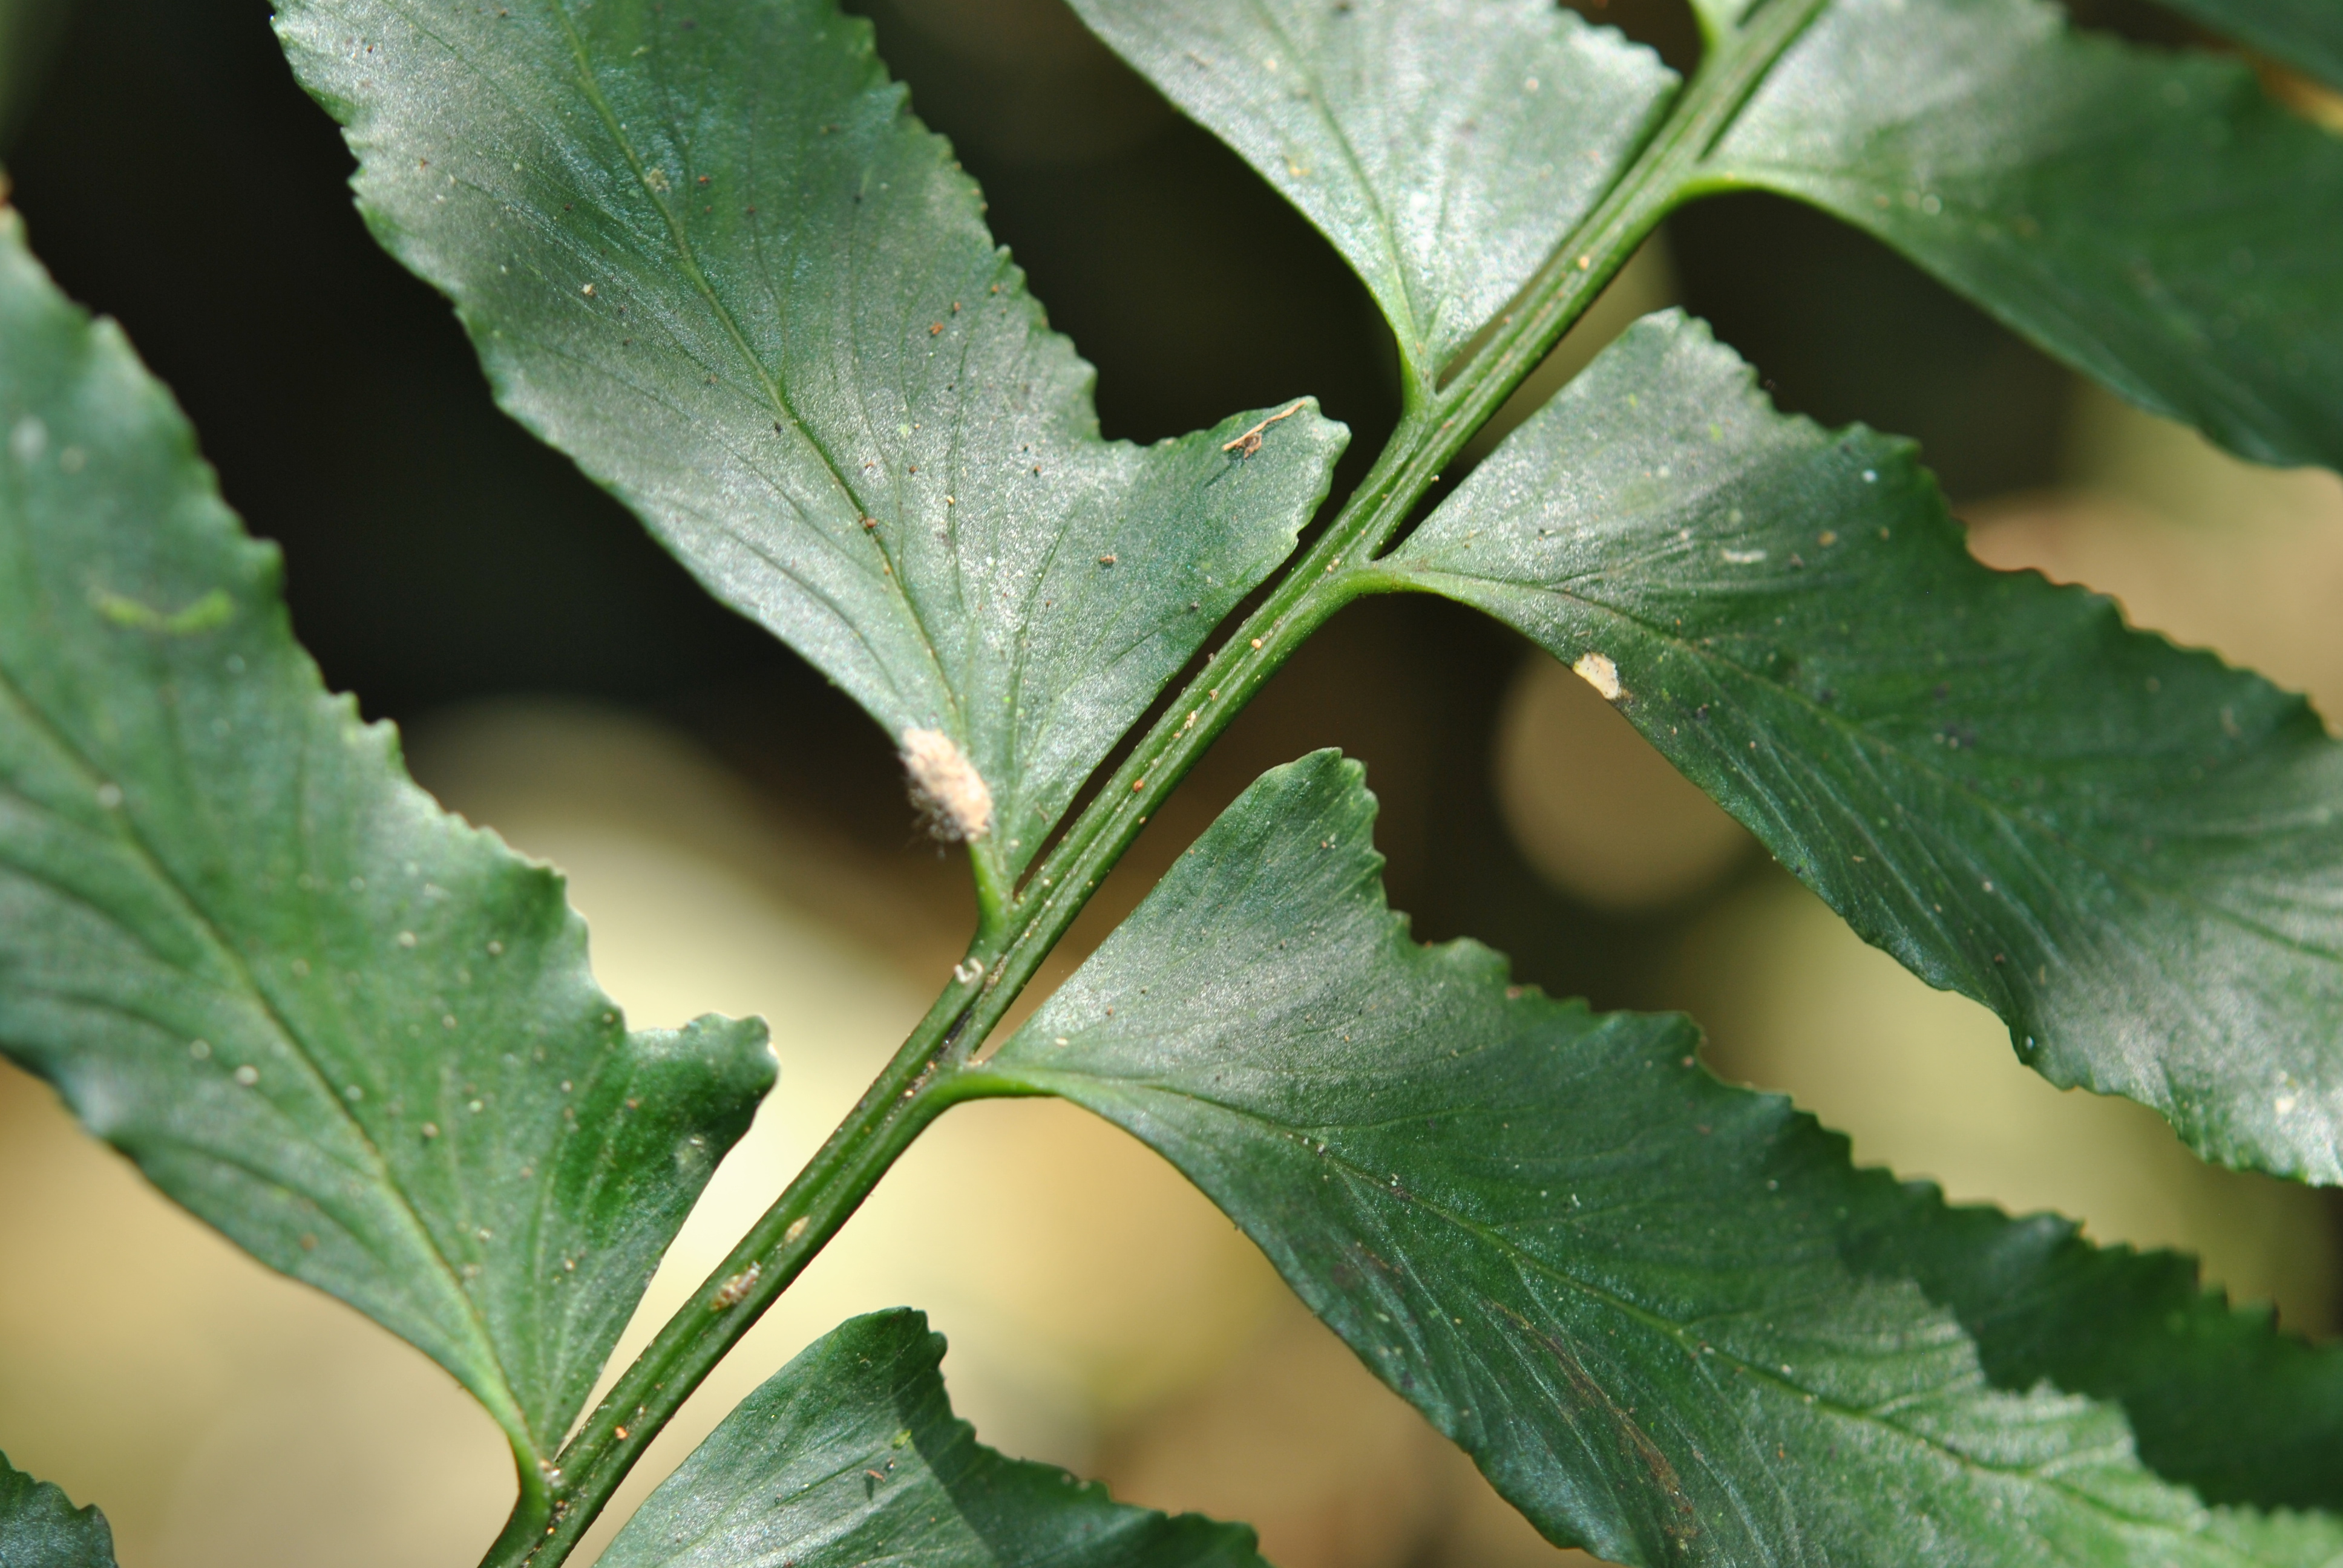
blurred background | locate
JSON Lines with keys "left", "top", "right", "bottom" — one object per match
{"left": 2, "top": 0, "right": 2341, "bottom": 1563}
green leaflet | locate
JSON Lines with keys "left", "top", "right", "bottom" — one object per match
{"left": 2157, "top": 0, "right": 2343, "bottom": 94}
{"left": 980, "top": 751, "right": 2343, "bottom": 1567}
{"left": 0, "top": 1452, "right": 116, "bottom": 1568}
{"left": 1063, "top": 0, "right": 1676, "bottom": 391}
{"left": 1700, "top": 0, "right": 2343, "bottom": 472}
{"left": 1849, "top": 1194, "right": 2343, "bottom": 1512}
{"left": 0, "top": 211, "right": 772, "bottom": 1481}
{"left": 601, "top": 1310, "right": 1263, "bottom": 1568}
{"left": 270, "top": 0, "right": 1345, "bottom": 881}
{"left": 1382, "top": 310, "right": 2343, "bottom": 1182}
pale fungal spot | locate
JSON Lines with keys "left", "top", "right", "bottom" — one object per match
{"left": 644, "top": 166, "right": 670, "bottom": 192}
{"left": 1722, "top": 547, "right": 1767, "bottom": 564}
{"left": 10, "top": 416, "right": 47, "bottom": 462}
{"left": 421, "top": 1122, "right": 441, "bottom": 1139}
{"left": 1571, "top": 652, "right": 1624, "bottom": 702}
{"left": 397, "top": 930, "right": 418, "bottom": 949}
{"left": 189, "top": 1039, "right": 212, "bottom": 1060}
{"left": 899, "top": 727, "right": 993, "bottom": 843}
{"left": 2277, "top": 1095, "right": 2299, "bottom": 1116}
{"left": 710, "top": 1261, "right": 762, "bottom": 1310}
{"left": 95, "top": 783, "right": 122, "bottom": 809}
{"left": 234, "top": 1065, "right": 260, "bottom": 1087}
{"left": 784, "top": 1216, "right": 810, "bottom": 1243}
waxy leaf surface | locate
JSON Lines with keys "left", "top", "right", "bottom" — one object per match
{"left": 0, "top": 212, "right": 772, "bottom": 1478}
{"left": 602, "top": 1310, "right": 1265, "bottom": 1568}
{"left": 983, "top": 751, "right": 2343, "bottom": 1566}
{"left": 1386, "top": 310, "right": 2343, "bottom": 1180}
{"left": 273, "top": 0, "right": 1345, "bottom": 876}
{"left": 0, "top": 1452, "right": 116, "bottom": 1568}
{"left": 1065, "top": 0, "right": 1676, "bottom": 388}
{"left": 1857, "top": 1194, "right": 2343, "bottom": 1512}
{"left": 1703, "top": 0, "right": 2343, "bottom": 471}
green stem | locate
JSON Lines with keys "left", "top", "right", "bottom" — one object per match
{"left": 485, "top": 5, "right": 1827, "bottom": 1560}
{"left": 493, "top": 963, "right": 1002, "bottom": 1564}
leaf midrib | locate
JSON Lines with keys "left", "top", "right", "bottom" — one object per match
{"left": 1239, "top": 0, "right": 1426, "bottom": 368}
{"left": 530, "top": 0, "right": 964, "bottom": 733}
{"left": 0, "top": 655, "right": 537, "bottom": 1457}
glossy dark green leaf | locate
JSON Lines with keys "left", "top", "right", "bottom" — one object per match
{"left": 272, "top": 0, "right": 1345, "bottom": 878}
{"left": 1064, "top": 0, "right": 1675, "bottom": 390}
{"left": 601, "top": 1310, "right": 1264, "bottom": 1568}
{"left": 1385, "top": 310, "right": 2343, "bottom": 1181}
{"left": 1700, "top": 0, "right": 2343, "bottom": 471}
{"left": 981, "top": 751, "right": 2343, "bottom": 1566}
{"left": 2157, "top": 0, "right": 2343, "bottom": 93}
{"left": 0, "top": 210, "right": 772, "bottom": 1480}
{"left": 1848, "top": 1192, "right": 2343, "bottom": 1511}
{"left": 0, "top": 1452, "right": 116, "bottom": 1568}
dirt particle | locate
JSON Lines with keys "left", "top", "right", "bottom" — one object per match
{"left": 900, "top": 727, "right": 994, "bottom": 842}
{"left": 710, "top": 1263, "right": 762, "bottom": 1310}
{"left": 1571, "top": 652, "right": 1624, "bottom": 702}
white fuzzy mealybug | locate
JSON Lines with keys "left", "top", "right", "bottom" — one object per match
{"left": 1571, "top": 652, "right": 1624, "bottom": 702}
{"left": 900, "top": 727, "right": 994, "bottom": 843}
